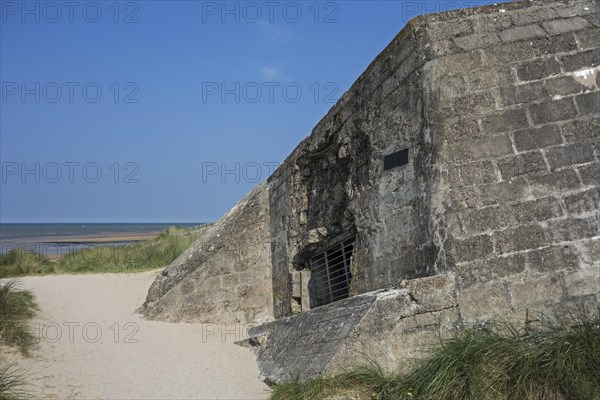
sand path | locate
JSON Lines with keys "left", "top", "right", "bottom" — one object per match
{"left": 2, "top": 271, "right": 269, "bottom": 400}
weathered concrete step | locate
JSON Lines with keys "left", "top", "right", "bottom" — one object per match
{"left": 240, "top": 274, "right": 457, "bottom": 385}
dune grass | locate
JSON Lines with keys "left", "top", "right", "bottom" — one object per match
{"left": 270, "top": 309, "right": 600, "bottom": 400}
{"left": 0, "top": 225, "right": 206, "bottom": 278}
{"left": 0, "top": 280, "right": 39, "bottom": 400}
{"left": 58, "top": 225, "right": 201, "bottom": 273}
{"left": 0, "top": 280, "right": 39, "bottom": 355}
{"left": 0, "top": 361, "right": 31, "bottom": 400}
{"left": 0, "top": 249, "right": 54, "bottom": 279}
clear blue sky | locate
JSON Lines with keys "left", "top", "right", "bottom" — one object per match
{"left": 1, "top": 0, "right": 498, "bottom": 223}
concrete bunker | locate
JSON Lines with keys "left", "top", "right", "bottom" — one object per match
{"left": 141, "top": 0, "right": 600, "bottom": 385}
{"left": 243, "top": 0, "right": 600, "bottom": 383}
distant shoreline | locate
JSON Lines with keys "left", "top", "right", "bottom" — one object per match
{"left": 4, "top": 231, "right": 161, "bottom": 244}
{"left": 0, "top": 231, "right": 167, "bottom": 257}
{"left": 0, "top": 223, "right": 205, "bottom": 256}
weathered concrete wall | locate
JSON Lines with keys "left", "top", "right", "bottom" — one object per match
{"left": 246, "top": 0, "right": 600, "bottom": 382}
{"left": 268, "top": 0, "right": 599, "bottom": 321}
{"left": 269, "top": 13, "right": 434, "bottom": 318}
{"left": 138, "top": 183, "right": 273, "bottom": 324}
{"left": 422, "top": 0, "right": 599, "bottom": 323}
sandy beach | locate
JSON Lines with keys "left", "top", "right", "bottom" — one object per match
{"left": 1, "top": 270, "right": 269, "bottom": 400}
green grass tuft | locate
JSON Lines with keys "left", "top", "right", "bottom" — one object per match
{"left": 270, "top": 309, "right": 600, "bottom": 400}
{"left": 0, "top": 362, "right": 32, "bottom": 400}
{"left": 0, "top": 280, "right": 39, "bottom": 355}
{"left": 0, "top": 280, "right": 38, "bottom": 400}
{"left": 0, "top": 249, "right": 55, "bottom": 279}
{"left": 58, "top": 225, "right": 200, "bottom": 273}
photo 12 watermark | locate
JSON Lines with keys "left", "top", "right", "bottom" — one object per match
{"left": 201, "top": 323, "right": 250, "bottom": 343}
{"left": 201, "top": 161, "right": 280, "bottom": 183}
{"left": 400, "top": 1, "right": 487, "bottom": 20}
{"left": 201, "top": 1, "right": 340, "bottom": 24}
{"left": 201, "top": 81, "right": 339, "bottom": 104}
{"left": 1, "top": 1, "right": 140, "bottom": 24}
{"left": 34, "top": 321, "right": 140, "bottom": 344}
{"left": 195, "top": 241, "right": 272, "bottom": 261}
{"left": 1, "top": 161, "right": 140, "bottom": 184}
{"left": 1, "top": 82, "right": 140, "bottom": 104}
